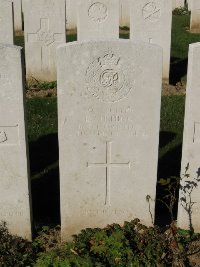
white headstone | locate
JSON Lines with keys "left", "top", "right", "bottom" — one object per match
{"left": 66, "top": 0, "right": 77, "bottom": 31}
{"left": 130, "top": 0, "right": 172, "bottom": 82}
{"left": 190, "top": 0, "right": 200, "bottom": 33}
{"left": 188, "top": 0, "right": 191, "bottom": 11}
{"left": 120, "top": 0, "right": 130, "bottom": 28}
{"left": 24, "top": 0, "right": 66, "bottom": 81}
{"left": 0, "top": 0, "right": 14, "bottom": 44}
{"left": 177, "top": 43, "right": 200, "bottom": 232}
{"left": 13, "top": 0, "right": 23, "bottom": 32}
{"left": 77, "top": 0, "right": 119, "bottom": 41}
{"left": 57, "top": 40, "right": 162, "bottom": 240}
{"left": 0, "top": 44, "right": 32, "bottom": 240}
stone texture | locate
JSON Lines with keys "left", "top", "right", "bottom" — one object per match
{"left": 190, "top": 0, "right": 200, "bottom": 33}
{"left": 172, "top": 0, "right": 185, "bottom": 9}
{"left": 0, "top": 44, "right": 32, "bottom": 240}
{"left": 24, "top": 0, "right": 66, "bottom": 81}
{"left": 77, "top": 0, "right": 119, "bottom": 41}
{"left": 177, "top": 43, "right": 200, "bottom": 232}
{"left": 57, "top": 40, "right": 162, "bottom": 241}
{"left": 0, "top": 0, "right": 14, "bottom": 44}
{"left": 188, "top": 0, "right": 191, "bottom": 11}
{"left": 13, "top": 0, "right": 23, "bottom": 32}
{"left": 130, "top": 0, "right": 172, "bottom": 82}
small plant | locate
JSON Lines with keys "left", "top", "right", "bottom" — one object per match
{"left": 0, "top": 221, "right": 39, "bottom": 266}
{"left": 172, "top": 7, "right": 190, "bottom": 16}
{"left": 26, "top": 77, "right": 57, "bottom": 91}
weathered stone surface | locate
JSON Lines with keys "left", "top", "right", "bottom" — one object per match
{"left": 177, "top": 43, "right": 200, "bottom": 232}
{"left": 190, "top": 0, "right": 200, "bottom": 32}
{"left": 24, "top": 0, "right": 66, "bottom": 81}
{"left": 130, "top": 0, "right": 172, "bottom": 82}
{"left": 57, "top": 40, "right": 162, "bottom": 240}
{"left": 0, "top": 44, "right": 32, "bottom": 240}
{"left": 0, "top": 0, "right": 14, "bottom": 44}
{"left": 77, "top": 0, "right": 119, "bottom": 41}
{"left": 13, "top": 0, "right": 22, "bottom": 32}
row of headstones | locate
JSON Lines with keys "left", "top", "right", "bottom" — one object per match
{"left": 1, "top": 0, "right": 173, "bottom": 83}
{"left": 2, "top": 0, "right": 200, "bottom": 84}
{"left": 1, "top": 39, "right": 200, "bottom": 241}
{"left": 10, "top": 0, "right": 189, "bottom": 33}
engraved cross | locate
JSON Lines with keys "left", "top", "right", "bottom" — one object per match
{"left": 27, "top": 18, "right": 63, "bottom": 70}
{"left": 87, "top": 141, "right": 130, "bottom": 206}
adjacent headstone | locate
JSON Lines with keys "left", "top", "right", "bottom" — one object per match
{"left": 177, "top": 43, "right": 200, "bottom": 232}
{"left": 120, "top": 0, "right": 130, "bottom": 28}
{"left": 24, "top": 0, "right": 66, "bottom": 81}
{"left": 130, "top": 0, "right": 172, "bottom": 82}
{"left": 57, "top": 40, "right": 162, "bottom": 240}
{"left": 13, "top": 0, "right": 23, "bottom": 33}
{"left": 0, "top": 0, "right": 14, "bottom": 44}
{"left": 188, "top": 0, "right": 191, "bottom": 11}
{"left": 77, "top": 0, "right": 119, "bottom": 41}
{"left": 66, "top": 0, "right": 77, "bottom": 31}
{"left": 0, "top": 44, "right": 32, "bottom": 240}
{"left": 190, "top": 0, "right": 200, "bottom": 33}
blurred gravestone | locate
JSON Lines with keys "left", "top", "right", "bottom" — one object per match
{"left": 13, "top": 0, "right": 23, "bottom": 33}
{"left": 0, "top": 44, "right": 32, "bottom": 240}
{"left": 77, "top": 0, "right": 119, "bottom": 41}
{"left": 130, "top": 0, "right": 172, "bottom": 82}
{"left": 177, "top": 43, "right": 200, "bottom": 232}
{"left": 0, "top": 0, "right": 14, "bottom": 44}
{"left": 190, "top": 0, "right": 200, "bottom": 32}
{"left": 24, "top": 0, "right": 66, "bottom": 81}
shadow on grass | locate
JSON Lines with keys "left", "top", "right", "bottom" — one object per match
{"left": 155, "top": 141, "right": 183, "bottom": 226}
{"left": 29, "top": 133, "right": 58, "bottom": 176}
{"left": 31, "top": 167, "right": 60, "bottom": 229}
{"left": 29, "top": 134, "right": 60, "bottom": 229}
{"left": 169, "top": 57, "right": 188, "bottom": 85}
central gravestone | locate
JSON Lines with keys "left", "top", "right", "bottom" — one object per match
{"left": 57, "top": 40, "right": 162, "bottom": 240}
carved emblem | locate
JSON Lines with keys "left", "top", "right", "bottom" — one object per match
{"left": 88, "top": 2, "right": 108, "bottom": 23}
{"left": 37, "top": 30, "right": 54, "bottom": 46}
{"left": 85, "top": 51, "right": 132, "bottom": 103}
{"left": 142, "top": 2, "right": 161, "bottom": 22}
{"left": 0, "top": 131, "right": 7, "bottom": 143}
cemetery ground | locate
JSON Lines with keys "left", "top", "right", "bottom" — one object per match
{"left": 2, "top": 12, "right": 200, "bottom": 266}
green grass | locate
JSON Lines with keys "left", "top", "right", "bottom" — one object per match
{"left": 170, "top": 15, "right": 200, "bottom": 83}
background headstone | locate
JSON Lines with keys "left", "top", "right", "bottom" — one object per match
{"left": 130, "top": 0, "right": 172, "bottom": 82}
{"left": 66, "top": 0, "right": 77, "bottom": 31}
{"left": 0, "top": 44, "right": 32, "bottom": 240}
{"left": 0, "top": 0, "right": 14, "bottom": 44}
{"left": 77, "top": 0, "right": 119, "bottom": 41}
{"left": 13, "top": 0, "right": 23, "bottom": 33}
{"left": 24, "top": 0, "right": 66, "bottom": 81}
{"left": 177, "top": 42, "right": 200, "bottom": 232}
{"left": 172, "top": 0, "right": 185, "bottom": 9}
{"left": 57, "top": 40, "right": 162, "bottom": 240}
{"left": 190, "top": 0, "right": 200, "bottom": 33}
{"left": 120, "top": 0, "right": 130, "bottom": 28}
